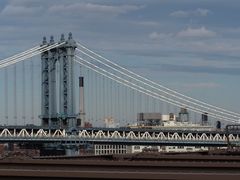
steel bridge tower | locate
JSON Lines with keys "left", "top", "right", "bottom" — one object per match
{"left": 41, "top": 33, "right": 77, "bottom": 129}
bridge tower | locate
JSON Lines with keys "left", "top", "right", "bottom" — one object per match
{"left": 41, "top": 33, "right": 77, "bottom": 129}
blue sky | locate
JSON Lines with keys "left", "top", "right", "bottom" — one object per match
{"left": 0, "top": 0, "right": 240, "bottom": 119}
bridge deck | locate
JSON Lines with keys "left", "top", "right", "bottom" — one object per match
{"left": 0, "top": 127, "right": 239, "bottom": 146}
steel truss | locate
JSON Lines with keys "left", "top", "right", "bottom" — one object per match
{"left": 0, "top": 128, "right": 239, "bottom": 147}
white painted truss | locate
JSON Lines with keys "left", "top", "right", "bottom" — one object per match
{"left": 0, "top": 128, "right": 239, "bottom": 146}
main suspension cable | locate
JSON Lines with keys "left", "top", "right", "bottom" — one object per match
{"left": 77, "top": 42, "right": 240, "bottom": 117}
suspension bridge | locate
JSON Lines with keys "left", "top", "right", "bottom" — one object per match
{"left": 0, "top": 33, "right": 240, "bottom": 150}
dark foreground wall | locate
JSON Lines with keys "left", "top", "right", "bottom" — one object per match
{"left": 0, "top": 154, "right": 240, "bottom": 180}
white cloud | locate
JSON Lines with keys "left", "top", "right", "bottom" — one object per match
{"left": 170, "top": 10, "right": 189, "bottom": 18}
{"left": 170, "top": 8, "right": 210, "bottom": 18}
{"left": 1, "top": 5, "right": 43, "bottom": 16}
{"left": 134, "top": 21, "right": 160, "bottom": 26}
{"left": 149, "top": 32, "right": 172, "bottom": 40}
{"left": 177, "top": 27, "right": 216, "bottom": 38}
{"left": 149, "top": 27, "right": 216, "bottom": 41}
{"left": 48, "top": 3, "right": 142, "bottom": 15}
{"left": 196, "top": 8, "right": 210, "bottom": 16}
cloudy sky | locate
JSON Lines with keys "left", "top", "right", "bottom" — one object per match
{"left": 0, "top": 0, "right": 240, "bottom": 114}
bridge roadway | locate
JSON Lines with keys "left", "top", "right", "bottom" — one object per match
{"left": 0, "top": 126, "right": 239, "bottom": 146}
{"left": 0, "top": 154, "right": 240, "bottom": 179}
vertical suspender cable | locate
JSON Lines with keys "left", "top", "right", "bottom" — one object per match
{"left": 147, "top": 92, "right": 150, "bottom": 113}
{"left": 126, "top": 84, "right": 129, "bottom": 125}
{"left": 98, "top": 72, "right": 101, "bottom": 125}
{"left": 134, "top": 89, "right": 136, "bottom": 123}
{"left": 103, "top": 74, "right": 105, "bottom": 126}
{"left": 22, "top": 61, "right": 26, "bottom": 125}
{"left": 4, "top": 68, "right": 8, "bottom": 125}
{"left": 48, "top": 53, "right": 51, "bottom": 127}
{"left": 149, "top": 94, "right": 151, "bottom": 113}
{"left": 90, "top": 69, "right": 94, "bottom": 124}
{"left": 106, "top": 76, "right": 109, "bottom": 126}
{"left": 160, "top": 99, "right": 163, "bottom": 114}
{"left": 113, "top": 81, "right": 116, "bottom": 125}
{"left": 95, "top": 71, "right": 98, "bottom": 125}
{"left": 31, "top": 59, "right": 34, "bottom": 124}
{"left": 125, "top": 85, "right": 127, "bottom": 125}
{"left": 14, "top": 64, "right": 17, "bottom": 125}
{"left": 100, "top": 73, "right": 103, "bottom": 124}
{"left": 113, "top": 81, "right": 115, "bottom": 126}
{"left": 127, "top": 83, "right": 130, "bottom": 125}
{"left": 153, "top": 97, "right": 156, "bottom": 113}
{"left": 105, "top": 76, "right": 108, "bottom": 127}
{"left": 139, "top": 91, "right": 142, "bottom": 115}
{"left": 86, "top": 69, "right": 89, "bottom": 125}
{"left": 37, "top": 59, "right": 41, "bottom": 125}
{"left": 116, "top": 82, "right": 118, "bottom": 124}
{"left": 133, "top": 88, "right": 136, "bottom": 124}
{"left": 110, "top": 80, "right": 112, "bottom": 123}
{"left": 130, "top": 87, "right": 134, "bottom": 124}
{"left": 113, "top": 81, "right": 116, "bottom": 126}
{"left": 115, "top": 81, "right": 118, "bottom": 126}
{"left": 120, "top": 84, "right": 123, "bottom": 124}
{"left": 92, "top": 67, "right": 96, "bottom": 124}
